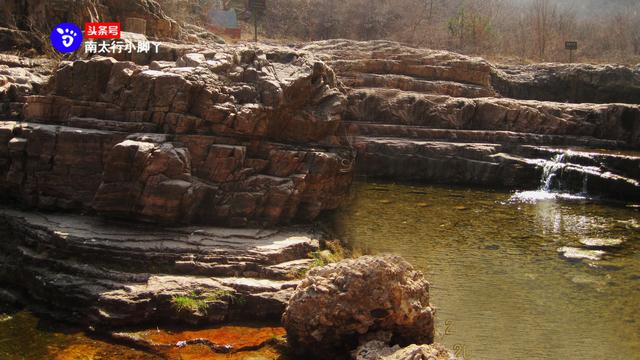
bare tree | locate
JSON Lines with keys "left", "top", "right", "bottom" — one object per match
{"left": 531, "top": 0, "right": 553, "bottom": 59}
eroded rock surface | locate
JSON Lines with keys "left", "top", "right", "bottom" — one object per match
{"left": 0, "top": 208, "right": 321, "bottom": 327}
{"left": 0, "top": 54, "right": 53, "bottom": 118}
{"left": 1, "top": 44, "right": 353, "bottom": 226}
{"left": 301, "top": 39, "right": 640, "bottom": 200}
{"left": 283, "top": 255, "right": 435, "bottom": 357}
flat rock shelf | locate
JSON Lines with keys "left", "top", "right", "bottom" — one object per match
{"left": 0, "top": 208, "right": 320, "bottom": 328}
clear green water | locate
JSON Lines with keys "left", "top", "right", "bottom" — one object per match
{"left": 332, "top": 182, "right": 640, "bottom": 360}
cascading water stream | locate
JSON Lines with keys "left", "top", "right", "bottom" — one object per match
{"left": 511, "top": 152, "right": 589, "bottom": 202}
{"left": 540, "top": 153, "right": 566, "bottom": 192}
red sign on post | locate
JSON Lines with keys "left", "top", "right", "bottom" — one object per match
{"left": 85, "top": 22, "right": 121, "bottom": 39}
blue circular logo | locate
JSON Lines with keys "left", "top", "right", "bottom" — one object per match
{"left": 50, "top": 23, "right": 83, "bottom": 53}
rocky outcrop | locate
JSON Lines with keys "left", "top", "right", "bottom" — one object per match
{"left": 283, "top": 255, "right": 435, "bottom": 358}
{"left": 302, "top": 39, "right": 640, "bottom": 200}
{"left": 2, "top": 44, "right": 353, "bottom": 227}
{"left": 303, "top": 40, "right": 496, "bottom": 98}
{"left": 344, "top": 88, "right": 640, "bottom": 147}
{"left": 304, "top": 39, "right": 640, "bottom": 105}
{"left": 0, "top": 208, "right": 322, "bottom": 328}
{"left": 492, "top": 63, "right": 640, "bottom": 104}
{"left": 0, "top": 54, "right": 53, "bottom": 118}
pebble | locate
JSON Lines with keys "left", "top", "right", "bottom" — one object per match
{"left": 579, "top": 238, "right": 624, "bottom": 249}
{"left": 558, "top": 246, "right": 605, "bottom": 261}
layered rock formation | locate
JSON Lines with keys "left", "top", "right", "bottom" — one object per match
{"left": 1, "top": 44, "right": 353, "bottom": 226}
{"left": 0, "top": 36, "right": 360, "bottom": 341}
{"left": 302, "top": 40, "right": 640, "bottom": 201}
{"left": 0, "top": 54, "right": 53, "bottom": 118}
{"left": 0, "top": 208, "right": 320, "bottom": 328}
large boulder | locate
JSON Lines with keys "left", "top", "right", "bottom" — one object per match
{"left": 282, "top": 255, "right": 435, "bottom": 357}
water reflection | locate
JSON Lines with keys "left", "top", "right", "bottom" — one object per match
{"left": 333, "top": 182, "right": 640, "bottom": 360}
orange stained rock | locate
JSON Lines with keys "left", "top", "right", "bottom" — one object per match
{"left": 165, "top": 344, "right": 282, "bottom": 360}
{"left": 143, "top": 325, "right": 286, "bottom": 350}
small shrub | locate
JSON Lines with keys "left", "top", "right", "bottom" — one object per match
{"left": 171, "top": 289, "right": 239, "bottom": 313}
{"left": 171, "top": 292, "right": 208, "bottom": 313}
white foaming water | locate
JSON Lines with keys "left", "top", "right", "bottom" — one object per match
{"left": 540, "top": 153, "right": 566, "bottom": 191}
{"left": 510, "top": 152, "right": 590, "bottom": 203}
{"left": 510, "top": 190, "right": 588, "bottom": 203}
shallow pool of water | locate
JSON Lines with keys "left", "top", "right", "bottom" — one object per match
{"left": 2, "top": 183, "right": 638, "bottom": 359}
{"left": 332, "top": 182, "right": 640, "bottom": 360}
{"left": 0, "top": 311, "right": 157, "bottom": 359}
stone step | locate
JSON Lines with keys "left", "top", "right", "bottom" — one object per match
{"left": 342, "top": 122, "right": 627, "bottom": 149}
{"left": 343, "top": 88, "right": 640, "bottom": 148}
{"left": 64, "top": 116, "right": 158, "bottom": 132}
{"left": 340, "top": 72, "right": 495, "bottom": 98}
{"left": 0, "top": 208, "right": 321, "bottom": 328}
{"left": 0, "top": 209, "right": 319, "bottom": 277}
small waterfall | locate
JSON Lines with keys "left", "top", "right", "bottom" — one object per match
{"left": 510, "top": 151, "right": 589, "bottom": 203}
{"left": 581, "top": 174, "right": 589, "bottom": 195}
{"left": 540, "top": 153, "right": 566, "bottom": 192}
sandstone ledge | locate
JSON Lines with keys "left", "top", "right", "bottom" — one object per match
{"left": 0, "top": 208, "right": 323, "bottom": 328}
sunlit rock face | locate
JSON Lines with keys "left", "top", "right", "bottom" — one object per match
{"left": 0, "top": 55, "right": 53, "bottom": 119}
{"left": 1, "top": 45, "right": 353, "bottom": 227}
{"left": 283, "top": 255, "right": 435, "bottom": 358}
{"left": 301, "top": 39, "right": 640, "bottom": 200}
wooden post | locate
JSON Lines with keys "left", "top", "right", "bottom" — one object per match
{"left": 565, "top": 41, "right": 578, "bottom": 63}
{"left": 248, "top": 0, "right": 266, "bottom": 42}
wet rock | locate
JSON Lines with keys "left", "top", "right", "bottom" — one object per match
{"left": 353, "top": 340, "right": 453, "bottom": 360}
{"left": 558, "top": 247, "right": 606, "bottom": 261}
{"left": 283, "top": 255, "right": 435, "bottom": 357}
{"left": 579, "top": 238, "right": 625, "bottom": 249}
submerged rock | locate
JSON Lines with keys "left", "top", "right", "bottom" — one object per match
{"left": 558, "top": 246, "right": 606, "bottom": 261}
{"left": 353, "top": 340, "right": 453, "bottom": 360}
{"left": 283, "top": 255, "right": 435, "bottom": 357}
{"left": 579, "top": 238, "right": 625, "bottom": 249}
